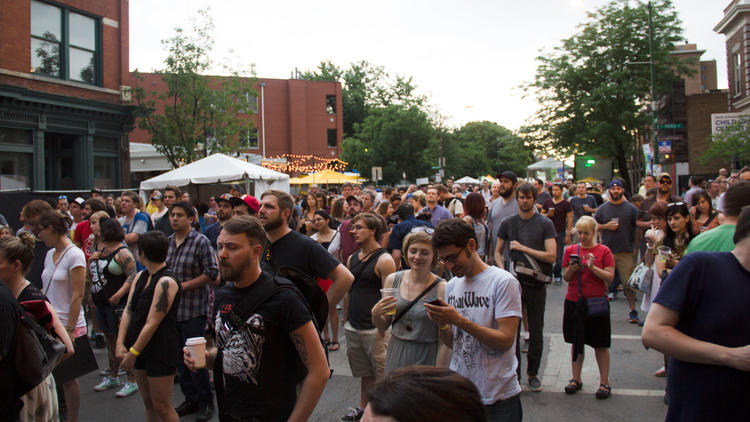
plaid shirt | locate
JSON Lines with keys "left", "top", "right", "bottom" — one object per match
{"left": 166, "top": 229, "right": 218, "bottom": 321}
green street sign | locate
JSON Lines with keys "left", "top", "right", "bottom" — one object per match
{"left": 657, "top": 123, "right": 684, "bottom": 129}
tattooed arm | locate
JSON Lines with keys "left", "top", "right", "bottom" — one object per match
{"left": 116, "top": 269, "right": 143, "bottom": 359}
{"left": 287, "top": 321, "right": 329, "bottom": 422}
{"left": 109, "top": 249, "right": 138, "bottom": 306}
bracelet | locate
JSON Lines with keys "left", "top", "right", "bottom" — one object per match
{"left": 129, "top": 347, "right": 140, "bottom": 356}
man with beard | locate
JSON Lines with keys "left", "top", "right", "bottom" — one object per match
{"left": 426, "top": 219, "right": 523, "bottom": 421}
{"left": 185, "top": 216, "right": 329, "bottom": 421}
{"left": 257, "top": 190, "right": 354, "bottom": 335}
{"left": 636, "top": 174, "right": 681, "bottom": 255}
{"left": 594, "top": 180, "right": 640, "bottom": 323}
{"left": 205, "top": 194, "right": 234, "bottom": 250}
{"left": 495, "top": 183, "right": 556, "bottom": 393}
{"left": 488, "top": 171, "right": 520, "bottom": 266}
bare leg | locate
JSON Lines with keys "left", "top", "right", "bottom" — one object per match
{"left": 329, "top": 305, "right": 339, "bottom": 344}
{"left": 625, "top": 288, "right": 637, "bottom": 312}
{"left": 62, "top": 380, "right": 80, "bottom": 422}
{"left": 360, "top": 376, "right": 374, "bottom": 409}
{"left": 594, "top": 348, "right": 610, "bottom": 386}
{"left": 570, "top": 346, "right": 584, "bottom": 383}
{"left": 134, "top": 370, "right": 159, "bottom": 422}
{"left": 104, "top": 333, "right": 119, "bottom": 378}
{"left": 148, "top": 373, "right": 179, "bottom": 422}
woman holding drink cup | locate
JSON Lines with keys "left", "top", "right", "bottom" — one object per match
{"left": 371, "top": 231, "right": 447, "bottom": 374}
{"left": 117, "top": 231, "right": 181, "bottom": 422}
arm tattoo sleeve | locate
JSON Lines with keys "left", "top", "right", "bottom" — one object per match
{"left": 122, "top": 255, "right": 136, "bottom": 284}
{"left": 155, "top": 280, "right": 170, "bottom": 313}
{"left": 290, "top": 332, "right": 309, "bottom": 366}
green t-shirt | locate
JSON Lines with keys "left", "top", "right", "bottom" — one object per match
{"left": 685, "top": 224, "right": 736, "bottom": 254}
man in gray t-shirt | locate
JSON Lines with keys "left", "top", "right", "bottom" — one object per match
{"left": 488, "top": 171, "right": 519, "bottom": 265}
{"left": 594, "top": 180, "right": 640, "bottom": 323}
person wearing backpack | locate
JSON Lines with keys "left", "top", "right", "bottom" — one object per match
{"left": 184, "top": 216, "right": 329, "bottom": 421}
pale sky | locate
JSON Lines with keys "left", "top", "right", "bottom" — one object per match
{"left": 130, "top": 0, "right": 728, "bottom": 132}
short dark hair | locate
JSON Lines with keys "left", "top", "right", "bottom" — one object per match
{"left": 367, "top": 366, "right": 486, "bottom": 422}
{"left": 100, "top": 217, "right": 125, "bottom": 243}
{"left": 724, "top": 181, "right": 750, "bottom": 218}
{"left": 734, "top": 206, "right": 750, "bottom": 244}
{"left": 516, "top": 182, "right": 537, "bottom": 201}
{"left": 435, "top": 184, "right": 449, "bottom": 194}
{"left": 84, "top": 198, "right": 106, "bottom": 213}
{"left": 261, "top": 190, "right": 295, "bottom": 215}
{"left": 353, "top": 212, "right": 387, "bottom": 242}
{"left": 164, "top": 185, "right": 182, "bottom": 198}
{"left": 37, "top": 210, "right": 71, "bottom": 236}
{"left": 222, "top": 215, "right": 266, "bottom": 245}
{"left": 137, "top": 231, "right": 169, "bottom": 263}
{"left": 432, "top": 218, "right": 476, "bottom": 250}
{"left": 121, "top": 190, "right": 139, "bottom": 203}
{"left": 170, "top": 201, "right": 195, "bottom": 218}
{"left": 396, "top": 203, "right": 415, "bottom": 221}
{"left": 22, "top": 199, "right": 53, "bottom": 220}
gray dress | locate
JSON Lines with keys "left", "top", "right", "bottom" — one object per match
{"left": 385, "top": 271, "right": 442, "bottom": 374}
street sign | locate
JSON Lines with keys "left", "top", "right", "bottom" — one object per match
{"left": 371, "top": 166, "right": 382, "bottom": 182}
{"left": 658, "top": 140, "right": 671, "bottom": 153}
{"left": 657, "top": 123, "right": 684, "bottom": 129}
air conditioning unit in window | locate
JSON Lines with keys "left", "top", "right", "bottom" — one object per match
{"left": 120, "top": 85, "right": 132, "bottom": 102}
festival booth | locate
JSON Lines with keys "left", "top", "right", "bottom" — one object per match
{"left": 289, "top": 169, "right": 365, "bottom": 185}
{"left": 139, "top": 153, "right": 290, "bottom": 199}
{"left": 455, "top": 176, "right": 480, "bottom": 185}
{"left": 526, "top": 158, "right": 572, "bottom": 181}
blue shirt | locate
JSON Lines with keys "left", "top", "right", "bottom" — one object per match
{"left": 421, "top": 204, "right": 453, "bottom": 227}
{"left": 387, "top": 217, "right": 433, "bottom": 252}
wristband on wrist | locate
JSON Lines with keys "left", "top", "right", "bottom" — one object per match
{"left": 129, "top": 347, "right": 140, "bottom": 356}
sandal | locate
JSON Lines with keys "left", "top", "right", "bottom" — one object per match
{"left": 564, "top": 379, "right": 583, "bottom": 394}
{"left": 595, "top": 384, "right": 611, "bottom": 399}
{"left": 654, "top": 366, "right": 666, "bottom": 377}
{"left": 328, "top": 341, "right": 340, "bottom": 351}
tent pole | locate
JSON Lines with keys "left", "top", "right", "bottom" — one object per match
{"left": 244, "top": 174, "right": 252, "bottom": 197}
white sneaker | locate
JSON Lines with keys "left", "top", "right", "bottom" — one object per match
{"left": 115, "top": 381, "right": 138, "bottom": 398}
{"left": 94, "top": 376, "right": 121, "bottom": 392}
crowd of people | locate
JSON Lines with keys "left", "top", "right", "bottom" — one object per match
{"left": 0, "top": 166, "right": 749, "bottom": 422}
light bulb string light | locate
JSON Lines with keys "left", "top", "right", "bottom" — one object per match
{"left": 260, "top": 153, "right": 348, "bottom": 176}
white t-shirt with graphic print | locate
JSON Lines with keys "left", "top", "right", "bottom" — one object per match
{"left": 445, "top": 265, "right": 522, "bottom": 404}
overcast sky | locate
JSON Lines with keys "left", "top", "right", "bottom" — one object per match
{"left": 130, "top": 0, "right": 727, "bottom": 131}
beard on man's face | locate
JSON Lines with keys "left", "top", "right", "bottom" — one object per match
{"left": 263, "top": 215, "right": 284, "bottom": 232}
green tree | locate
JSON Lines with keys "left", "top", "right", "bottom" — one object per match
{"left": 341, "top": 105, "right": 435, "bottom": 184}
{"left": 523, "top": 0, "right": 691, "bottom": 191}
{"left": 443, "top": 121, "right": 533, "bottom": 178}
{"left": 133, "top": 10, "right": 256, "bottom": 167}
{"left": 701, "top": 117, "right": 750, "bottom": 168}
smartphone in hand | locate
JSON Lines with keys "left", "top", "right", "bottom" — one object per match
{"left": 427, "top": 299, "right": 444, "bottom": 306}
{"left": 569, "top": 254, "right": 580, "bottom": 266}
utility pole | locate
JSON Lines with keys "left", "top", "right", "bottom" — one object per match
{"left": 648, "top": 1, "right": 658, "bottom": 167}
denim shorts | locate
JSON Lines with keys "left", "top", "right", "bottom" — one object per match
{"left": 95, "top": 302, "right": 125, "bottom": 334}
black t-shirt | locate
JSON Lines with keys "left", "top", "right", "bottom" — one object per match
{"left": 213, "top": 272, "right": 312, "bottom": 420}
{"left": 499, "top": 214, "right": 556, "bottom": 274}
{"left": 262, "top": 230, "right": 338, "bottom": 279}
{"left": 347, "top": 249, "right": 388, "bottom": 330}
{"left": 542, "top": 198, "right": 572, "bottom": 234}
{"left": 0, "top": 283, "right": 21, "bottom": 419}
{"left": 654, "top": 252, "right": 750, "bottom": 421}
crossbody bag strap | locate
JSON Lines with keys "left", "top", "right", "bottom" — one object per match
{"left": 351, "top": 248, "right": 386, "bottom": 282}
{"left": 43, "top": 244, "right": 75, "bottom": 297}
{"left": 576, "top": 244, "right": 583, "bottom": 299}
{"left": 392, "top": 277, "right": 441, "bottom": 327}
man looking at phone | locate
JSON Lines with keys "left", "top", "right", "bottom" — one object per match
{"left": 426, "top": 219, "right": 522, "bottom": 422}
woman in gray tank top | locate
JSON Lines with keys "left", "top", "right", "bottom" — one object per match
{"left": 371, "top": 231, "right": 447, "bottom": 373}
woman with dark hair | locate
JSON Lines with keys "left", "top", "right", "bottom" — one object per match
{"left": 365, "top": 366, "right": 486, "bottom": 422}
{"left": 37, "top": 211, "right": 97, "bottom": 422}
{"left": 117, "top": 231, "right": 181, "bottom": 422}
{"left": 690, "top": 190, "right": 719, "bottom": 234}
{"left": 330, "top": 197, "right": 348, "bottom": 225}
{"left": 462, "top": 192, "right": 489, "bottom": 262}
{"left": 0, "top": 233, "right": 74, "bottom": 422}
{"left": 300, "top": 193, "right": 319, "bottom": 236}
{"left": 90, "top": 217, "right": 139, "bottom": 396}
{"left": 311, "top": 210, "right": 341, "bottom": 350}
{"left": 315, "top": 191, "right": 330, "bottom": 213}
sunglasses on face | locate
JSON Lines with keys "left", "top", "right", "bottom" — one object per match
{"left": 659, "top": 179, "right": 672, "bottom": 184}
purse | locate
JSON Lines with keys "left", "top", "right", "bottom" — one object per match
{"left": 576, "top": 245, "right": 609, "bottom": 318}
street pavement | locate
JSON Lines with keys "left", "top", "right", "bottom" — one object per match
{"left": 78, "top": 283, "right": 668, "bottom": 421}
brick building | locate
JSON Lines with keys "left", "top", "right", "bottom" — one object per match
{"left": 0, "top": 0, "right": 134, "bottom": 192}
{"left": 715, "top": 0, "right": 750, "bottom": 112}
{"left": 128, "top": 73, "right": 343, "bottom": 180}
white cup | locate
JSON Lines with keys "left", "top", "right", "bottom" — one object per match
{"left": 380, "top": 288, "right": 398, "bottom": 315}
{"left": 185, "top": 337, "right": 207, "bottom": 369}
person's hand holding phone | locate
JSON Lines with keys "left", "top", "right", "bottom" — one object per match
{"left": 425, "top": 299, "right": 457, "bottom": 330}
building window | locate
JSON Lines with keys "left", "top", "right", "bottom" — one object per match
{"left": 241, "top": 93, "right": 258, "bottom": 114}
{"left": 241, "top": 128, "right": 259, "bottom": 149}
{"left": 326, "top": 95, "right": 336, "bottom": 114}
{"left": 733, "top": 52, "right": 742, "bottom": 96}
{"left": 30, "top": 0, "right": 99, "bottom": 85}
{"left": 0, "top": 128, "right": 34, "bottom": 191}
{"left": 93, "top": 137, "right": 119, "bottom": 189}
{"left": 327, "top": 128, "right": 337, "bottom": 148}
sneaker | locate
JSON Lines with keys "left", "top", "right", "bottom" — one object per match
{"left": 553, "top": 277, "right": 562, "bottom": 285}
{"left": 93, "top": 334, "right": 106, "bottom": 349}
{"left": 175, "top": 400, "right": 200, "bottom": 416}
{"left": 628, "top": 310, "right": 641, "bottom": 324}
{"left": 523, "top": 331, "right": 530, "bottom": 341}
{"left": 607, "top": 292, "right": 617, "bottom": 301}
{"left": 99, "top": 368, "right": 127, "bottom": 376}
{"left": 94, "top": 376, "right": 121, "bottom": 392}
{"left": 341, "top": 407, "right": 364, "bottom": 421}
{"left": 114, "top": 381, "right": 138, "bottom": 398}
{"left": 528, "top": 376, "right": 543, "bottom": 392}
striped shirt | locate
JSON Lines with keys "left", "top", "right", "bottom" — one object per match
{"left": 166, "top": 229, "right": 218, "bottom": 321}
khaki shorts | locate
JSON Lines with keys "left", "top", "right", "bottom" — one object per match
{"left": 344, "top": 322, "right": 389, "bottom": 379}
{"left": 613, "top": 252, "right": 635, "bottom": 288}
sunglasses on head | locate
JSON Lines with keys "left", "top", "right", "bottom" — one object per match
{"left": 58, "top": 195, "right": 67, "bottom": 200}
{"left": 667, "top": 202, "right": 685, "bottom": 208}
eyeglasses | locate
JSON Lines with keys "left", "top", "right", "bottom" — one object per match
{"left": 57, "top": 195, "right": 67, "bottom": 200}
{"left": 659, "top": 178, "right": 672, "bottom": 184}
{"left": 438, "top": 246, "right": 467, "bottom": 265}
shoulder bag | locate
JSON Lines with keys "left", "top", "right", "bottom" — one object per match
{"left": 576, "top": 244, "right": 609, "bottom": 318}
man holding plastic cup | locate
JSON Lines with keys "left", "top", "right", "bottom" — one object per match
{"left": 342, "top": 212, "right": 396, "bottom": 421}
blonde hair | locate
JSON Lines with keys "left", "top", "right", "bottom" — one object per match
{"left": 89, "top": 211, "right": 110, "bottom": 224}
{"left": 575, "top": 215, "right": 597, "bottom": 235}
{"left": 402, "top": 231, "right": 437, "bottom": 267}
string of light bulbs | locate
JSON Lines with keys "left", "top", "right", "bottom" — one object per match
{"left": 260, "top": 153, "right": 348, "bottom": 174}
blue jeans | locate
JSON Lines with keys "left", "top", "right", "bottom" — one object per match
{"left": 485, "top": 394, "right": 522, "bottom": 422}
{"left": 554, "top": 232, "right": 566, "bottom": 278}
{"left": 177, "top": 316, "right": 213, "bottom": 407}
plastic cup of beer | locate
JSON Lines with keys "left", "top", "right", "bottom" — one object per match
{"left": 185, "top": 337, "right": 207, "bottom": 369}
{"left": 611, "top": 217, "right": 619, "bottom": 227}
{"left": 380, "top": 288, "right": 398, "bottom": 315}
{"left": 657, "top": 246, "right": 672, "bottom": 264}
{"left": 548, "top": 207, "right": 555, "bottom": 217}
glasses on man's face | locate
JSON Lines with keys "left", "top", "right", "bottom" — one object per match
{"left": 438, "top": 246, "right": 466, "bottom": 265}
{"left": 659, "top": 178, "right": 672, "bottom": 185}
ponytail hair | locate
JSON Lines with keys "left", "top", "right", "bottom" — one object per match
{"left": 36, "top": 210, "right": 72, "bottom": 236}
{"left": 0, "top": 232, "right": 36, "bottom": 272}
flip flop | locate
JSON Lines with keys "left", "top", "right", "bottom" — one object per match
{"left": 328, "top": 341, "right": 340, "bottom": 351}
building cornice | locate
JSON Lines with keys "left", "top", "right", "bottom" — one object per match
{"left": 0, "top": 68, "right": 121, "bottom": 95}
{"left": 715, "top": 4, "right": 750, "bottom": 34}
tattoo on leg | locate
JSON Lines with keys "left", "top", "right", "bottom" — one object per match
{"left": 291, "top": 332, "right": 308, "bottom": 365}
{"left": 155, "top": 280, "right": 170, "bottom": 313}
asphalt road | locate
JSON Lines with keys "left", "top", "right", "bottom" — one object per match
{"left": 78, "top": 283, "right": 668, "bottom": 421}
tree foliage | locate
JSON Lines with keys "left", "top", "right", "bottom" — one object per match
{"left": 133, "top": 10, "right": 256, "bottom": 167}
{"left": 449, "top": 121, "right": 534, "bottom": 178}
{"left": 522, "top": 0, "right": 691, "bottom": 191}
{"left": 701, "top": 117, "right": 750, "bottom": 168}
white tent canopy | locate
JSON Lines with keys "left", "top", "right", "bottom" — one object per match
{"left": 527, "top": 158, "right": 566, "bottom": 170}
{"left": 455, "top": 176, "right": 480, "bottom": 185}
{"left": 139, "top": 153, "right": 289, "bottom": 194}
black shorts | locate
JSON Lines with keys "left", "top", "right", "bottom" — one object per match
{"left": 562, "top": 299, "right": 611, "bottom": 349}
{"left": 134, "top": 356, "right": 177, "bottom": 378}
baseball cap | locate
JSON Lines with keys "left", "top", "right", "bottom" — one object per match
{"left": 498, "top": 171, "right": 518, "bottom": 183}
{"left": 608, "top": 180, "right": 624, "bottom": 189}
{"left": 151, "top": 191, "right": 163, "bottom": 200}
{"left": 73, "top": 197, "right": 85, "bottom": 206}
{"left": 215, "top": 193, "right": 232, "bottom": 204}
{"left": 346, "top": 195, "right": 363, "bottom": 205}
{"left": 90, "top": 187, "right": 102, "bottom": 195}
{"left": 230, "top": 194, "right": 260, "bottom": 213}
